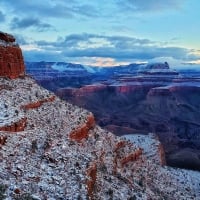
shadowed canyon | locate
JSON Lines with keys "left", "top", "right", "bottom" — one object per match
{"left": 26, "top": 61, "right": 200, "bottom": 171}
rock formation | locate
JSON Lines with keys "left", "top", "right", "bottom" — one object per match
{"left": 146, "top": 62, "right": 170, "bottom": 69}
{"left": 0, "top": 32, "right": 15, "bottom": 43}
{"left": 0, "top": 100, "right": 27, "bottom": 132}
{"left": 0, "top": 31, "right": 25, "bottom": 79}
{"left": 20, "top": 96, "right": 55, "bottom": 110}
{"left": 69, "top": 114, "right": 95, "bottom": 142}
{"left": 0, "top": 118, "right": 27, "bottom": 132}
{"left": 138, "top": 62, "right": 179, "bottom": 76}
{"left": 86, "top": 162, "right": 97, "bottom": 199}
{"left": 0, "top": 34, "right": 200, "bottom": 199}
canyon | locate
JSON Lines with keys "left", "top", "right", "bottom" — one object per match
{"left": 1, "top": 32, "right": 200, "bottom": 199}
{"left": 27, "top": 61, "right": 200, "bottom": 171}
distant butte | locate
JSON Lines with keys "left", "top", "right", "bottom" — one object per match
{"left": 138, "top": 62, "right": 179, "bottom": 76}
{"left": 0, "top": 31, "right": 25, "bottom": 79}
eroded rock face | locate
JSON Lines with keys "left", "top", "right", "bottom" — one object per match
{"left": 69, "top": 114, "right": 95, "bottom": 142}
{"left": 0, "top": 31, "right": 25, "bottom": 79}
{"left": 121, "top": 148, "right": 143, "bottom": 167}
{"left": 0, "top": 118, "right": 27, "bottom": 132}
{"left": 138, "top": 62, "right": 179, "bottom": 76}
{"left": 20, "top": 96, "right": 55, "bottom": 110}
{"left": 86, "top": 162, "right": 97, "bottom": 199}
{"left": 145, "top": 62, "right": 170, "bottom": 70}
{"left": 0, "top": 100, "right": 27, "bottom": 132}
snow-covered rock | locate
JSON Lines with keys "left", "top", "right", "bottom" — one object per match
{"left": 0, "top": 76, "right": 200, "bottom": 199}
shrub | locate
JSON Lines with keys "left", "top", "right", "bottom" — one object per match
{"left": 14, "top": 193, "right": 38, "bottom": 200}
{"left": 0, "top": 184, "right": 7, "bottom": 200}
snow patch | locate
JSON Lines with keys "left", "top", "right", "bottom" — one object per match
{"left": 83, "top": 65, "right": 96, "bottom": 73}
{"left": 51, "top": 63, "right": 84, "bottom": 72}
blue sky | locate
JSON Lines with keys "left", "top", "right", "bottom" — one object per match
{"left": 0, "top": 0, "right": 200, "bottom": 67}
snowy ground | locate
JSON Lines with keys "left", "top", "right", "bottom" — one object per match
{"left": 0, "top": 76, "right": 200, "bottom": 200}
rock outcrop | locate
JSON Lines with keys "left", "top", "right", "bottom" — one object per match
{"left": 86, "top": 162, "right": 97, "bottom": 199}
{"left": 0, "top": 32, "right": 15, "bottom": 43}
{"left": 121, "top": 148, "right": 143, "bottom": 167}
{"left": 0, "top": 31, "right": 25, "bottom": 79}
{"left": 20, "top": 96, "right": 55, "bottom": 110}
{"left": 69, "top": 114, "right": 95, "bottom": 142}
{"left": 138, "top": 62, "right": 179, "bottom": 76}
{"left": 0, "top": 118, "right": 27, "bottom": 132}
{"left": 146, "top": 62, "right": 170, "bottom": 69}
{"left": 0, "top": 100, "right": 27, "bottom": 132}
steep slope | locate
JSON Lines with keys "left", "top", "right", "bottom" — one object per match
{"left": 1, "top": 76, "right": 200, "bottom": 199}
{"left": 0, "top": 32, "right": 200, "bottom": 199}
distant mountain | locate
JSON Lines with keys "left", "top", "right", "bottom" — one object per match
{"left": 26, "top": 61, "right": 142, "bottom": 76}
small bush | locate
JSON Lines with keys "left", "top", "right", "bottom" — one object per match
{"left": 31, "top": 140, "right": 38, "bottom": 153}
{"left": 128, "top": 196, "right": 137, "bottom": 200}
{"left": 14, "top": 193, "right": 38, "bottom": 200}
{"left": 0, "top": 184, "right": 7, "bottom": 200}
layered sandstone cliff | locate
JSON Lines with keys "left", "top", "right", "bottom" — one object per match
{"left": 0, "top": 31, "right": 25, "bottom": 79}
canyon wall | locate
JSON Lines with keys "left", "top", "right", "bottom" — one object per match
{"left": 0, "top": 31, "right": 25, "bottom": 79}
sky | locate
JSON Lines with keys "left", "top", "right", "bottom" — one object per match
{"left": 0, "top": 0, "right": 200, "bottom": 68}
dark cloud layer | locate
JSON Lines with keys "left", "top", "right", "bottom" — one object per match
{"left": 20, "top": 33, "right": 198, "bottom": 62}
{"left": 62, "top": 46, "right": 189, "bottom": 60}
{"left": 36, "top": 33, "right": 155, "bottom": 50}
{"left": 118, "top": 0, "right": 185, "bottom": 12}
{"left": 0, "top": 0, "right": 185, "bottom": 22}
{"left": 10, "top": 17, "right": 54, "bottom": 32}
{"left": 0, "top": 0, "right": 100, "bottom": 20}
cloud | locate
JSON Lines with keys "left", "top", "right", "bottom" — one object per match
{"left": 14, "top": 34, "right": 32, "bottom": 45}
{"left": 68, "top": 3, "right": 100, "bottom": 18}
{"left": 61, "top": 46, "right": 189, "bottom": 61}
{"left": 0, "top": 10, "right": 5, "bottom": 22}
{"left": 36, "top": 33, "right": 156, "bottom": 50}
{"left": 182, "top": 60, "right": 200, "bottom": 65}
{"left": 118, "top": 0, "right": 186, "bottom": 12}
{"left": 86, "top": 57, "right": 130, "bottom": 67}
{"left": 20, "top": 33, "right": 199, "bottom": 65}
{"left": 10, "top": 17, "right": 54, "bottom": 32}
{"left": 0, "top": 0, "right": 101, "bottom": 20}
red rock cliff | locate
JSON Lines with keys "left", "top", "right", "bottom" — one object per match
{"left": 0, "top": 31, "right": 25, "bottom": 79}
